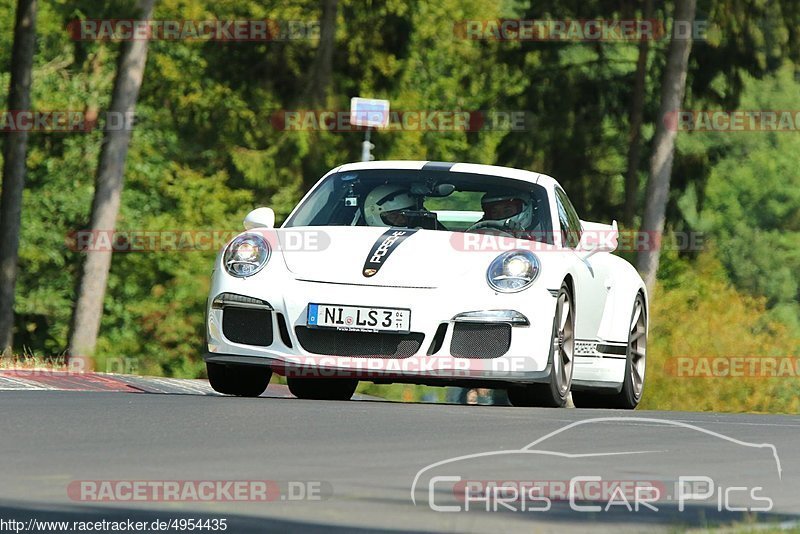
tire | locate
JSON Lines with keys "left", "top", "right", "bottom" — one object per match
{"left": 508, "top": 282, "right": 575, "bottom": 408}
{"left": 572, "top": 293, "right": 647, "bottom": 409}
{"left": 206, "top": 362, "right": 272, "bottom": 397}
{"left": 287, "top": 377, "right": 358, "bottom": 401}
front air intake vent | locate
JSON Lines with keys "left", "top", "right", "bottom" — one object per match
{"left": 427, "top": 323, "right": 448, "bottom": 355}
{"left": 450, "top": 323, "right": 511, "bottom": 359}
{"left": 222, "top": 307, "right": 273, "bottom": 347}
{"left": 276, "top": 313, "right": 293, "bottom": 348}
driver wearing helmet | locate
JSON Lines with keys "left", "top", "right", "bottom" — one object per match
{"left": 363, "top": 185, "right": 417, "bottom": 227}
{"left": 478, "top": 192, "right": 536, "bottom": 235}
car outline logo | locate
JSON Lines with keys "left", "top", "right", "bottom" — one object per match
{"left": 409, "top": 416, "right": 783, "bottom": 505}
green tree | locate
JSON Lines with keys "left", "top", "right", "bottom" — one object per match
{"left": 68, "top": 0, "right": 156, "bottom": 361}
{"left": 0, "top": 0, "right": 37, "bottom": 355}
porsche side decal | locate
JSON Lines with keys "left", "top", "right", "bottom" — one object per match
{"left": 362, "top": 228, "right": 418, "bottom": 277}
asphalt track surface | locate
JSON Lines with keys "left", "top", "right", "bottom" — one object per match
{"left": 1, "top": 387, "right": 799, "bottom": 533}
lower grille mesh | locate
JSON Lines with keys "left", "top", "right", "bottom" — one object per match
{"left": 294, "top": 327, "right": 423, "bottom": 358}
{"left": 450, "top": 323, "right": 512, "bottom": 359}
{"left": 222, "top": 307, "right": 273, "bottom": 347}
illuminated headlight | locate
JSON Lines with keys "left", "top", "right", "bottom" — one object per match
{"left": 487, "top": 250, "right": 540, "bottom": 293}
{"left": 223, "top": 233, "right": 270, "bottom": 277}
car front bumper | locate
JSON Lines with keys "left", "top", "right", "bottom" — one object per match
{"left": 205, "top": 274, "right": 559, "bottom": 385}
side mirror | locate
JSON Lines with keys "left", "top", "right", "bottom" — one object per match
{"left": 243, "top": 207, "right": 275, "bottom": 230}
{"left": 579, "top": 219, "right": 618, "bottom": 260}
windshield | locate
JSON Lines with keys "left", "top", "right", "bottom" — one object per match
{"left": 285, "top": 169, "right": 553, "bottom": 244}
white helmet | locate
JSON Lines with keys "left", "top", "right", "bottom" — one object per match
{"left": 481, "top": 193, "right": 534, "bottom": 231}
{"left": 364, "top": 185, "right": 416, "bottom": 226}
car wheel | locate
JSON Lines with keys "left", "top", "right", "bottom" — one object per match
{"left": 206, "top": 362, "right": 272, "bottom": 397}
{"left": 508, "top": 282, "right": 574, "bottom": 408}
{"left": 287, "top": 377, "right": 358, "bottom": 401}
{"left": 572, "top": 293, "right": 647, "bottom": 409}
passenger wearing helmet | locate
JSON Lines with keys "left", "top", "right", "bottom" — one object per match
{"left": 476, "top": 192, "right": 535, "bottom": 234}
{"left": 363, "top": 185, "right": 417, "bottom": 227}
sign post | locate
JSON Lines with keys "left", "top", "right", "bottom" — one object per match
{"left": 350, "top": 97, "right": 390, "bottom": 162}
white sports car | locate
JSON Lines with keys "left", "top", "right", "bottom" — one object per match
{"left": 204, "top": 161, "right": 648, "bottom": 408}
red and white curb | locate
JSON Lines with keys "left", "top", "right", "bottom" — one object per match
{"left": 0, "top": 370, "right": 300, "bottom": 397}
{"left": 0, "top": 370, "right": 140, "bottom": 392}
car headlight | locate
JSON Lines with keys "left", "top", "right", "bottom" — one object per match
{"left": 487, "top": 250, "right": 540, "bottom": 292}
{"left": 223, "top": 233, "right": 270, "bottom": 277}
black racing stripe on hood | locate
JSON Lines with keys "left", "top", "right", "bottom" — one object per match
{"left": 421, "top": 161, "right": 455, "bottom": 171}
{"left": 362, "top": 228, "right": 418, "bottom": 278}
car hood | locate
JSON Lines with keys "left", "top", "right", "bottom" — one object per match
{"left": 276, "top": 226, "right": 492, "bottom": 288}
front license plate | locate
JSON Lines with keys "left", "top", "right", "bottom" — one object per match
{"left": 307, "top": 303, "right": 411, "bottom": 333}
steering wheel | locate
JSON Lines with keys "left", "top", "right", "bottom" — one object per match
{"left": 465, "top": 220, "right": 516, "bottom": 238}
